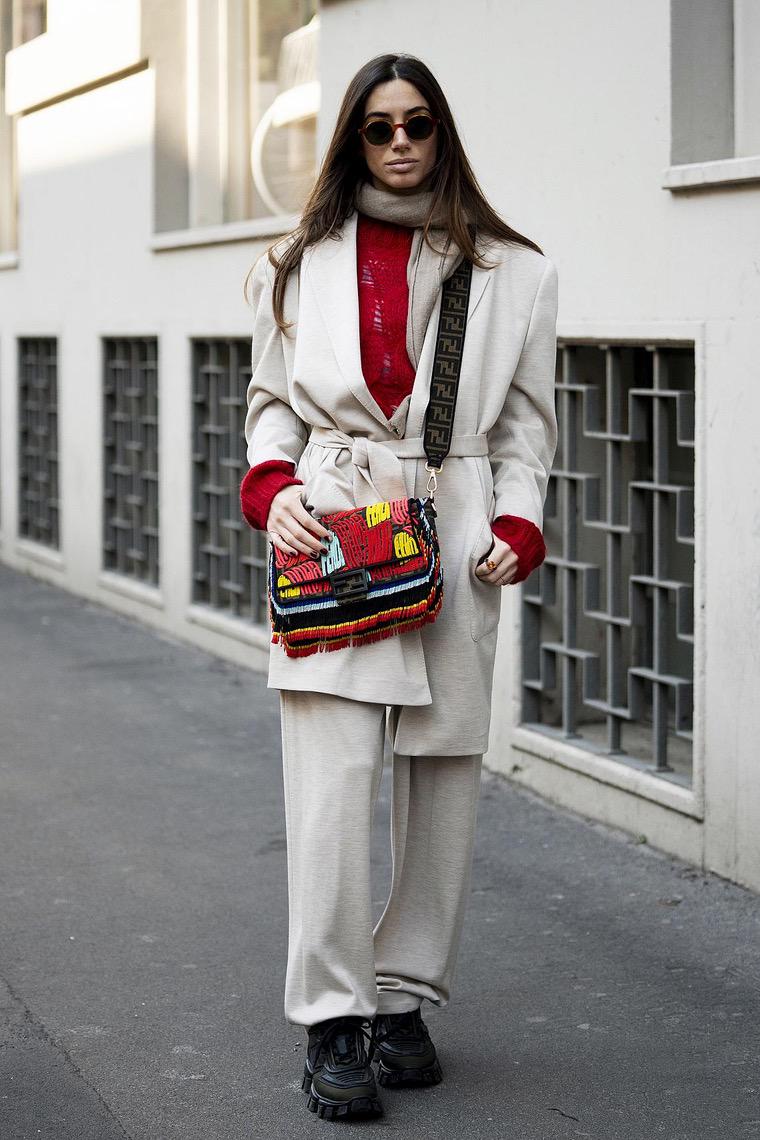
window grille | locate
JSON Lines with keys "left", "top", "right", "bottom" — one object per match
{"left": 191, "top": 338, "right": 268, "bottom": 623}
{"left": 522, "top": 343, "right": 695, "bottom": 785}
{"left": 18, "top": 337, "right": 59, "bottom": 548}
{"left": 103, "top": 338, "right": 159, "bottom": 585}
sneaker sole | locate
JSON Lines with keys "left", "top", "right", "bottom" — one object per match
{"left": 302, "top": 1070, "right": 383, "bottom": 1120}
{"left": 376, "top": 1057, "right": 443, "bottom": 1088}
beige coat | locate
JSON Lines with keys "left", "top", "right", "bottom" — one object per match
{"left": 244, "top": 210, "right": 559, "bottom": 756}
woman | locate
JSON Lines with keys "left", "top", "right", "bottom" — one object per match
{"left": 240, "top": 53, "right": 558, "bottom": 1122}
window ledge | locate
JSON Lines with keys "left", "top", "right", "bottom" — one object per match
{"left": 511, "top": 724, "right": 702, "bottom": 819}
{"left": 0, "top": 251, "right": 19, "bottom": 271}
{"left": 98, "top": 570, "right": 164, "bottom": 610}
{"left": 663, "top": 155, "right": 760, "bottom": 191}
{"left": 150, "top": 215, "right": 301, "bottom": 253}
{"left": 186, "top": 603, "right": 271, "bottom": 650}
{"left": 15, "top": 538, "right": 64, "bottom": 569}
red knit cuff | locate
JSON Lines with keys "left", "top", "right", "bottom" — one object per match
{"left": 491, "top": 514, "right": 546, "bottom": 584}
{"left": 240, "top": 460, "right": 303, "bottom": 531}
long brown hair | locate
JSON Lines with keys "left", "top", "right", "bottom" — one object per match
{"left": 245, "top": 52, "right": 544, "bottom": 331}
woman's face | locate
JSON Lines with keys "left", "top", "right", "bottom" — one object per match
{"left": 360, "top": 78, "right": 438, "bottom": 195}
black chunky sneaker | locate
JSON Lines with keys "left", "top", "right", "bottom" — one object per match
{"left": 372, "top": 1008, "right": 443, "bottom": 1088}
{"left": 302, "top": 1016, "right": 383, "bottom": 1120}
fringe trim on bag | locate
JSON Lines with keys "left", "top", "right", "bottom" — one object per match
{"left": 271, "top": 593, "right": 443, "bottom": 658}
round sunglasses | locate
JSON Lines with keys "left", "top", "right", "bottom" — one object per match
{"left": 358, "top": 112, "right": 438, "bottom": 148}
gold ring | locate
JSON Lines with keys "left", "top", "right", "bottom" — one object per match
{"left": 485, "top": 558, "right": 496, "bottom": 571}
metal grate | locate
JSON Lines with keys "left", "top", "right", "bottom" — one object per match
{"left": 522, "top": 343, "right": 695, "bottom": 785}
{"left": 103, "top": 338, "right": 160, "bottom": 584}
{"left": 18, "top": 337, "right": 59, "bottom": 547}
{"left": 191, "top": 339, "right": 269, "bottom": 622}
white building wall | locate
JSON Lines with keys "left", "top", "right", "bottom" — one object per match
{"left": 1, "top": 0, "right": 759, "bottom": 889}
{"left": 0, "top": 8, "right": 272, "bottom": 673}
{"left": 319, "top": 0, "right": 760, "bottom": 891}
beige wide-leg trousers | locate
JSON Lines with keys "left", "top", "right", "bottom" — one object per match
{"left": 279, "top": 688, "right": 483, "bottom": 1028}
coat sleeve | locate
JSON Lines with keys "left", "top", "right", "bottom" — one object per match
{"left": 487, "top": 256, "right": 559, "bottom": 529}
{"left": 242, "top": 253, "right": 310, "bottom": 473}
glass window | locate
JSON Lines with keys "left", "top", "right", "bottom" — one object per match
{"left": 249, "top": 1, "right": 319, "bottom": 218}
{"left": 670, "top": 0, "right": 760, "bottom": 164}
{"left": 0, "top": 1, "right": 16, "bottom": 252}
{"left": 163, "top": 1, "right": 320, "bottom": 231}
{"left": 12, "top": 0, "right": 46, "bottom": 47}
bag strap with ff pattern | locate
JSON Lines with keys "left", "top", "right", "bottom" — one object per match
{"left": 422, "top": 256, "right": 474, "bottom": 472}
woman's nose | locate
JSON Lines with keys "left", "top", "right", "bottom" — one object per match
{"left": 391, "top": 125, "right": 411, "bottom": 147}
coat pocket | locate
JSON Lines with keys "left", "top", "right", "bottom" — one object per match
{"left": 468, "top": 515, "right": 502, "bottom": 642}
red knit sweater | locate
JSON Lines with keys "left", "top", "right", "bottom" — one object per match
{"left": 240, "top": 213, "right": 546, "bottom": 584}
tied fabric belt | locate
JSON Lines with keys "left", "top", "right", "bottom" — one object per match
{"left": 308, "top": 425, "right": 490, "bottom": 506}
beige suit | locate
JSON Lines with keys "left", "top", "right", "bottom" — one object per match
{"left": 245, "top": 211, "right": 559, "bottom": 1027}
{"left": 244, "top": 210, "right": 559, "bottom": 757}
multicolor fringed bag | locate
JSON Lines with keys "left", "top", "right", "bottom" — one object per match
{"left": 268, "top": 257, "right": 473, "bottom": 659}
{"left": 269, "top": 495, "right": 442, "bottom": 657}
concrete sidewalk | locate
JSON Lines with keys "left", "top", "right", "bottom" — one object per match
{"left": 0, "top": 563, "right": 758, "bottom": 1140}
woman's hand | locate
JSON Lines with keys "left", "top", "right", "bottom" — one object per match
{"left": 267, "top": 484, "right": 331, "bottom": 557}
{"left": 474, "top": 533, "right": 519, "bottom": 586}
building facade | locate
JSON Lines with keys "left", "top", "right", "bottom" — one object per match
{"left": 1, "top": 0, "right": 759, "bottom": 890}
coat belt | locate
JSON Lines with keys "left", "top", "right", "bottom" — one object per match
{"left": 308, "top": 426, "right": 490, "bottom": 505}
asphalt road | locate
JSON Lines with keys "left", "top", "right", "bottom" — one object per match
{"left": 1, "top": 563, "right": 759, "bottom": 1140}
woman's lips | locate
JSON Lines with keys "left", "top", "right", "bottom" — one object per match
{"left": 386, "top": 159, "right": 417, "bottom": 172}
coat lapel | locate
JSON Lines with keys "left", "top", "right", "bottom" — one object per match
{"left": 465, "top": 260, "right": 492, "bottom": 323}
{"left": 304, "top": 210, "right": 493, "bottom": 434}
{"left": 304, "top": 211, "right": 391, "bottom": 430}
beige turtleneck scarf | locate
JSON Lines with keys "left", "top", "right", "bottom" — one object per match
{"left": 353, "top": 181, "right": 466, "bottom": 370}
